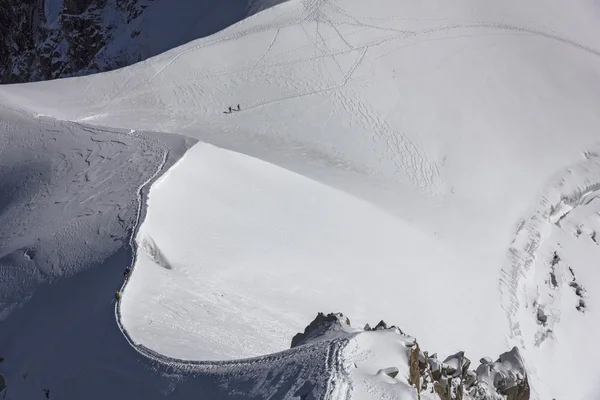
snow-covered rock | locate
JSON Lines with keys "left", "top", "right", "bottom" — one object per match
{"left": 474, "top": 348, "right": 529, "bottom": 400}
{"left": 339, "top": 315, "right": 530, "bottom": 400}
{"left": 0, "top": 0, "right": 287, "bottom": 83}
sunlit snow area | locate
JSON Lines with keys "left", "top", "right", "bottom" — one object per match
{"left": 2, "top": 0, "right": 600, "bottom": 399}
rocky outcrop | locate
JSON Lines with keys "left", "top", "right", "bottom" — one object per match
{"left": 290, "top": 312, "right": 351, "bottom": 348}
{"left": 296, "top": 313, "right": 530, "bottom": 400}
{"left": 352, "top": 315, "right": 530, "bottom": 400}
{"left": 0, "top": 0, "right": 288, "bottom": 84}
{"left": 0, "top": 0, "right": 147, "bottom": 83}
{"left": 0, "top": 356, "right": 4, "bottom": 393}
{"left": 411, "top": 344, "right": 529, "bottom": 400}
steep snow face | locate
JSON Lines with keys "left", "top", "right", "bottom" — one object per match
{"left": 0, "top": 107, "right": 189, "bottom": 320}
{"left": 2, "top": 0, "right": 600, "bottom": 398}
{"left": 0, "top": 107, "right": 198, "bottom": 399}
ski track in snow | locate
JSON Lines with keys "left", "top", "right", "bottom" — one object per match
{"left": 144, "top": 18, "right": 600, "bottom": 94}
{"left": 116, "top": 5, "right": 600, "bottom": 390}
{"left": 3, "top": 0, "right": 600, "bottom": 398}
{"left": 96, "top": 11, "right": 600, "bottom": 194}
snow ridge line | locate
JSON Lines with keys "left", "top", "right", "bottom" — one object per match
{"left": 111, "top": 137, "right": 357, "bottom": 398}
{"left": 128, "top": 134, "right": 170, "bottom": 268}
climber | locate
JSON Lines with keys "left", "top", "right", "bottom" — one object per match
{"left": 236, "top": 104, "right": 241, "bottom": 111}
{"left": 124, "top": 267, "right": 131, "bottom": 278}
{"left": 115, "top": 291, "right": 121, "bottom": 300}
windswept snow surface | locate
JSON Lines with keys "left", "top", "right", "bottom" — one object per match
{"left": 2, "top": 0, "right": 600, "bottom": 398}
{"left": 122, "top": 142, "right": 463, "bottom": 360}
{"left": 0, "top": 106, "right": 199, "bottom": 399}
{"left": 0, "top": 106, "right": 189, "bottom": 320}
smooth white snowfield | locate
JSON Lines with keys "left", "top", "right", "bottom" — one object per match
{"left": 1, "top": 0, "right": 600, "bottom": 398}
{"left": 122, "top": 141, "right": 463, "bottom": 361}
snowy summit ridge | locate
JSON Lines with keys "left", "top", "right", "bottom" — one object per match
{"left": 2, "top": 0, "right": 600, "bottom": 398}
{"left": 288, "top": 313, "right": 530, "bottom": 400}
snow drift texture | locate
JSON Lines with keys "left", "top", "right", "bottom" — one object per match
{"left": 2, "top": 0, "right": 600, "bottom": 399}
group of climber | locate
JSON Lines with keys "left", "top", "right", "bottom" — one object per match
{"left": 115, "top": 267, "right": 132, "bottom": 300}
{"left": 224, "top": 104, "right": 241, "bottom": 114}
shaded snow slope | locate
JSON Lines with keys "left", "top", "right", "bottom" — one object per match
{"left": 0, "top": 107, "right": 200, "bottom": 398}
{"left": 2, "top": 0, "right": 600, "bottom": 398}
{"left": 0, "top": 107, "right": 352, "bottom": 400}
{"left": 0, "top": 106, "right": 190, "bottom": 320}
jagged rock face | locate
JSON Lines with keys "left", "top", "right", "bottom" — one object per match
{"left": 421, "top": 346, "right": 530, "bottom": 400}
{"left": 347, "top": 314, "right": 530, "bottom": 400}
{"left": 290, "top": 312, "right": 350, "bottom": 348}
{"left": 0, "top": 0, "right": 287, "bottom": 84}
{"left": 0, "top": 0, "right": 146, "bottom": 83}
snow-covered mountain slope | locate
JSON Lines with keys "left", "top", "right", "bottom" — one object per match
{"left": 121, "top": 141, "right": 465, "bottom": 361}
{"left": 0, "top": 106, "right": 191, "bottom": 320}
{"left": 502, "top": 158, "right": 600, "bottom": 399}
{"left": 0, "top": 105, "right": 355, "bottom": 400}
{"left": 0, "top": 106, "right": 195, "bottom": 398}
{"left": 2, "top": 0, "right": 600, "bottom": 398}
{"left": 0, "top": 0, "right": 286, "bottom": 83}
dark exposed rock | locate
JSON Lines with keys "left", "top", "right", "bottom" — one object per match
{"left": 550, "top": 251, "right": 560, "bottom": 266}
{"left": 536, "top": 307, "right": 548, "bottom": 324}
{"left": 374, "top": 320, "right": 388, "bottom": 330}
{"left": 0, "top": 0, "right": 282, "bottom": 84}
{"left": 0, "top": 0, "right": 139, "bottom": 83}
{"left": 0, "top": 0, "right": 185, "bottom": 83}
{"left": 408, "top": 341, "right": 421, "bottom": 390}
{"left": 290, "top": 312, "right": 346, "bottom": 348}
{"left": 569, "top": 281, "right": 584, "bottom": 296}
{"left": 64, "top": 0, "right": 97, "bottom": 14}
{"left": 549, "top": 270, "right": 558, "bottom": 288}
